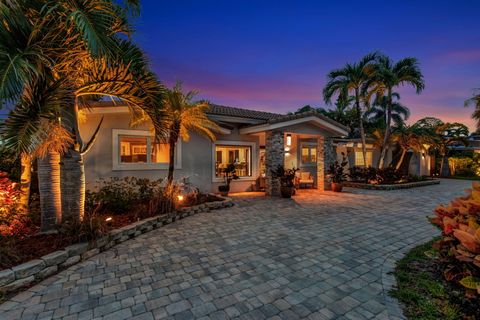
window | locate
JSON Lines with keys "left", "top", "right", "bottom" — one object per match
{"left": 215, "top": 145, "right": 252, "bottom": 178}
{"left": 113, "top": 129, "right": 180, "bottom": 170}
{"left": 301, "top": 145, "right": 317, "bottom": 165}
{"left": 354, "top": 150, "right": 373, "bottom": 166}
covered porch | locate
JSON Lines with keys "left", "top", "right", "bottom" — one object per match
{"left": 239, "top": 111, "right": 349, "bottom": 196}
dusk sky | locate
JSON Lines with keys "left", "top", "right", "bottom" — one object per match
{"left": 134, "top": 0, "right": 480, "bottom": 131}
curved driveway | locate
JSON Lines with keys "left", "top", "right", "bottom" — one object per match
{"left": 0, "top": 179, "right": 471, "bottom": 320}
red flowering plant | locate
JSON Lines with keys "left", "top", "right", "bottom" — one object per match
{"left": 429, "top": 182, "right": 480, "bottom": 297}
{"left": 0, "top": 172, "right": 32, "bottom": 239}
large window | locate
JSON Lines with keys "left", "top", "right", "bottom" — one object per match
{"left": 301, "top": 144, "right": 317, "bottom": 165}
{"left": 215, "top": 145, "right": 252, "bottom": 178}
{"left": 354, "top": 150, "right": 373, "bottom": 167}
{"left": 119, "top": 136, "right": 170, "bottom": 164}
{"left": 113, "top": 129, "right": 180, "bottom": 170}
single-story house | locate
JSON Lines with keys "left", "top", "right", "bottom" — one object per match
{"left": 334, "top": 138, "right": 432, "bottom": 176}
{"left": 80, "top": 104, "right": 349, "bottom": 196}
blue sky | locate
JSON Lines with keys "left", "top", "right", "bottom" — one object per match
{"left": 134, "top": 0, "right": 480, "bottom": 131}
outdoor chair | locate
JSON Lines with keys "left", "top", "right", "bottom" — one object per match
{"left": 296, "top": 171, "right": 314, "bottom": 188}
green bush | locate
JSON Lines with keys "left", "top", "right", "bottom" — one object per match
{"left": 0, "top": 147, "right": 20, "bottom": 182}
{"left": 86, "top": 177, "right": 162, "bottom": 214}
{"left": 448, "top": 156, "right": 480, "bottom": 177}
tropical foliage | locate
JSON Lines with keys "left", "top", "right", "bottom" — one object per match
{"left": 465, "top": 88, "right": 480, "bottom": 130}
{"left": 323, "top": 52, "right": 378, "bottom": 166}
{"left": 0, "top": 0, "right": 165, "bottom": 231}
{"left": 429, "top": 182, "right": 480, "bottom": 297}
{"left": 140, "top": 82, "right": 220, "bottom": 184}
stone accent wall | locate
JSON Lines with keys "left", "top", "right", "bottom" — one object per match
{"left": 320, "top": 137, "right": 336, "bottom": 190}
{"left": 316, "top": 137, "right": 326, "bottom": 190}
{"left": 265, "top": 130, "right": 284, "bottom": 196}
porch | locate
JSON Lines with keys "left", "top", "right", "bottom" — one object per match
{"left": 238, "top": 111, "right": 349, "bottom": 196}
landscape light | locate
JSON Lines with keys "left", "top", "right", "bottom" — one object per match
{"left": 286, "top": 134, "right": 292, "bottom": 146}
{"left": 177, "top": 195, "right": 184, "bottom": 202}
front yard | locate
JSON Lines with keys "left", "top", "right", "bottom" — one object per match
{"left": 0, "top": 179, "right": 473, "bottom": 319}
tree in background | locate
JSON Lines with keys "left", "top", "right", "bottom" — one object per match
{"left": 323, "top": 52, "right": 378, "bottom": 166}
{"left": 465, "top": 88, "right": 480, "bottom": 131}
{"left": 366, "top": 55, "right": 424, "bottom": 169}
{"left": 365, "top": 92, "right": 410, "bottom": 131}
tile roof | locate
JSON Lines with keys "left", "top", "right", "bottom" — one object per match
{"left": 266, "top": 110, "right": 349, "bottom": 132}
{"left": 207, "top": 104, "right": 282, "bottom": 121}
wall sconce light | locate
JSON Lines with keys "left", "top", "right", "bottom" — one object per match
{"left": 286, "top": 134, "right": 292, "bottom": 146}
{"left": 284, "top": 147, "right": 290, "bottom": 152}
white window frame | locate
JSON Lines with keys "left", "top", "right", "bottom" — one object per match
{"left": 212, "top": 140, "right": 257, "bottom": 182}
{"left": 300, "top": 142, "right": 318, "bottom": 167}
{"left": 354, "top": 149, "right": 373, "bottom": 167}
{"left": 112, "top": 129, "right": 182, "bottom": 171}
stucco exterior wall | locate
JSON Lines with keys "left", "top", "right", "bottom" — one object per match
{"left": 79, "top": 112, "right": 260, "bottom": 193}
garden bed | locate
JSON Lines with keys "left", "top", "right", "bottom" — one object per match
{"left": 0, "top": 195, "right": 233, "bottom": 298}
{"left": 344, "top": 179, "right": 440, "bottom": 190}
{"left": 390, "top": 239, "right": 479, "bottom": 319}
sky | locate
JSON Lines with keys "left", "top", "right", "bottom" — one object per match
{"left": 133, "top": 0, "right": 480, "bottom": 131}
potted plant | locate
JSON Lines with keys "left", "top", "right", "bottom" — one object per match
{"left": 272, "top": 165, "right": 299, "bottom": 198}
{"left": 218, "top": 163, "right": 239, "bottom": 196}
{"left": 327, "top": 153, "right": 348, "bottom": 192}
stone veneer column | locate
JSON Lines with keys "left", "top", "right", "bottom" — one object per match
{"left": 317, "top": 136, "right": 325, "bottom": 191}
{"left": 265, "top": 130, "right": 284, "bottom": 196}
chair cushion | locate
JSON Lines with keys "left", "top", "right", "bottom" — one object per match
{"left": 300, "top": 172, "right": 311, "bottom": 180}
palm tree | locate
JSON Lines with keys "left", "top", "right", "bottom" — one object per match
{"left": 367, "top": 55, "right": 425, "bottom": 169}
{"left": 465, "top": 88, "right": 480, "bottom": 130}
{"left": 434, "top": 122, "right": 469, "bottom": 176}
{"left": 391, "top": 124, "right": 424, "bottom": 170}
{"left": 323, "top": 52, "right": 378, "bottom": 166}
{"left": 365, "top": 92, "right": 410, "bottom": 129}
{"left": 0, "top": 0, "right": 165, "bottom": 228}
{"left": 152, "top": 83, "right": 220, "bottom": 184}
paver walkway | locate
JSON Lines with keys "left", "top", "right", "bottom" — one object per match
{"left": 0, "top": 179, "right": 472, "bottom": 320}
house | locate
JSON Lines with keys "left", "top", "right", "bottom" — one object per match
{"left": 333, "top": 138, "right": 432, "bottom": 176}
{"left": 80, "top": 103, "right": 348, "bottom": 196}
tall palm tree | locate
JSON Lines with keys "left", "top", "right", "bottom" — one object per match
{"left": 365, "top": 92, "right": 410, "bottom": 129}
{"left": 434, "top": 122, "right": 469, "bottom": 176}
{"left": 465, "top": 88, "right": 480, "bottom": 130}
{"left": 0, "top": 0, "right": 165, "bottom": 228}
{"left": 323, "top": 52, "right": 378, "bottom": 166}
{"left": 151, "top": 83, "right": 220, "bottom": 185}
{"left": 367, "top": 55, "right": 425, "bottom": 169}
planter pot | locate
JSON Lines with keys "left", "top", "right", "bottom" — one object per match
{"left": 331, "top": 182, "right": 343, "bottom": 192}
{"left": 280, "top": 186, "right": 294, "bottom": 198}
{"left": 218, "top": 185, "right": 230, "bottom": 197}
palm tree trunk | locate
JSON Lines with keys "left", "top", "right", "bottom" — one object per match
{"left": 379, "top": 88, "right": 393, "bottom": 169}
{"left": 355, "top": 90, "right": 368, "bottom": 167}
{"left": 61, "top": 150, "right": 85, "bottom": 223}
{"left": 167, "top": 122, "right": 180, "bottom": 185}
{"left": 395, "top": 149, "right": 406, "bottom": 170}
{"left": 440, "top": 154, "right": 450, "bottom": 177}
{"left": 38, "top": 151, "right": 62, "bottom": 232}
{"left": 17, "top": 153, "right": 32, "bottom": 211}
{"left": 60, "top": 103, "right": 85, "bottom": 223}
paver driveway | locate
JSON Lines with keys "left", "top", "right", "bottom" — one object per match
{"left": 0, "top": 179, "right": 473, "bottom": 320}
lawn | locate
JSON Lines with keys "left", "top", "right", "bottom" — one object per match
{"left": 391, "top": 239, "right": 479, "bottom": 320}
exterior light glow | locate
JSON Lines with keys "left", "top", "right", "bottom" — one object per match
{"left": 177, "top": 195, "right": 184, "bottom": 202}
{"left": 286, "top": 134, "right": 292, "bottom": 146}
{"left": 284, "top": 147, "right": 290, "bottom": 152}
{"left": 105, "top": 217, "right": 112, "bottom": 222}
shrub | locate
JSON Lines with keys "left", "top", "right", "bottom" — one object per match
{"left": 0, "top": 148, "right": 21, "bottom": 182}
{"left": 86, "top": 177, "right": 162, "bottom": 214}
{"left": 376, "top": 167, "right": 403, "bottom": 184}
{"left": 449, "top": 156, "right": 480, "bottom": 177}
{"left": 348, "top": 166, "right": 404, "bottom": 184}
{"left": 429, "top": 182, "right": 480, "bottom": 297}
{"left": 0, "top": 172, "right": 32, "bottom": 239}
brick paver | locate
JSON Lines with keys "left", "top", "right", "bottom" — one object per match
{"left": 0, "top": 179, "right": 471, "bottom": 319}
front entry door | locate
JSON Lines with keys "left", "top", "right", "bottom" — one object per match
{"left": 298, "top": 140, "right": 318, "bottom": 187}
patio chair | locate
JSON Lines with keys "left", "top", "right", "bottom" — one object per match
{"left": 296, "top": 171, "right": 314, "bottom": 188}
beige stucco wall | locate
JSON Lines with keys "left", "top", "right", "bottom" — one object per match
{"left": 79, "top": 111, "right": 260, "bottom": 193}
